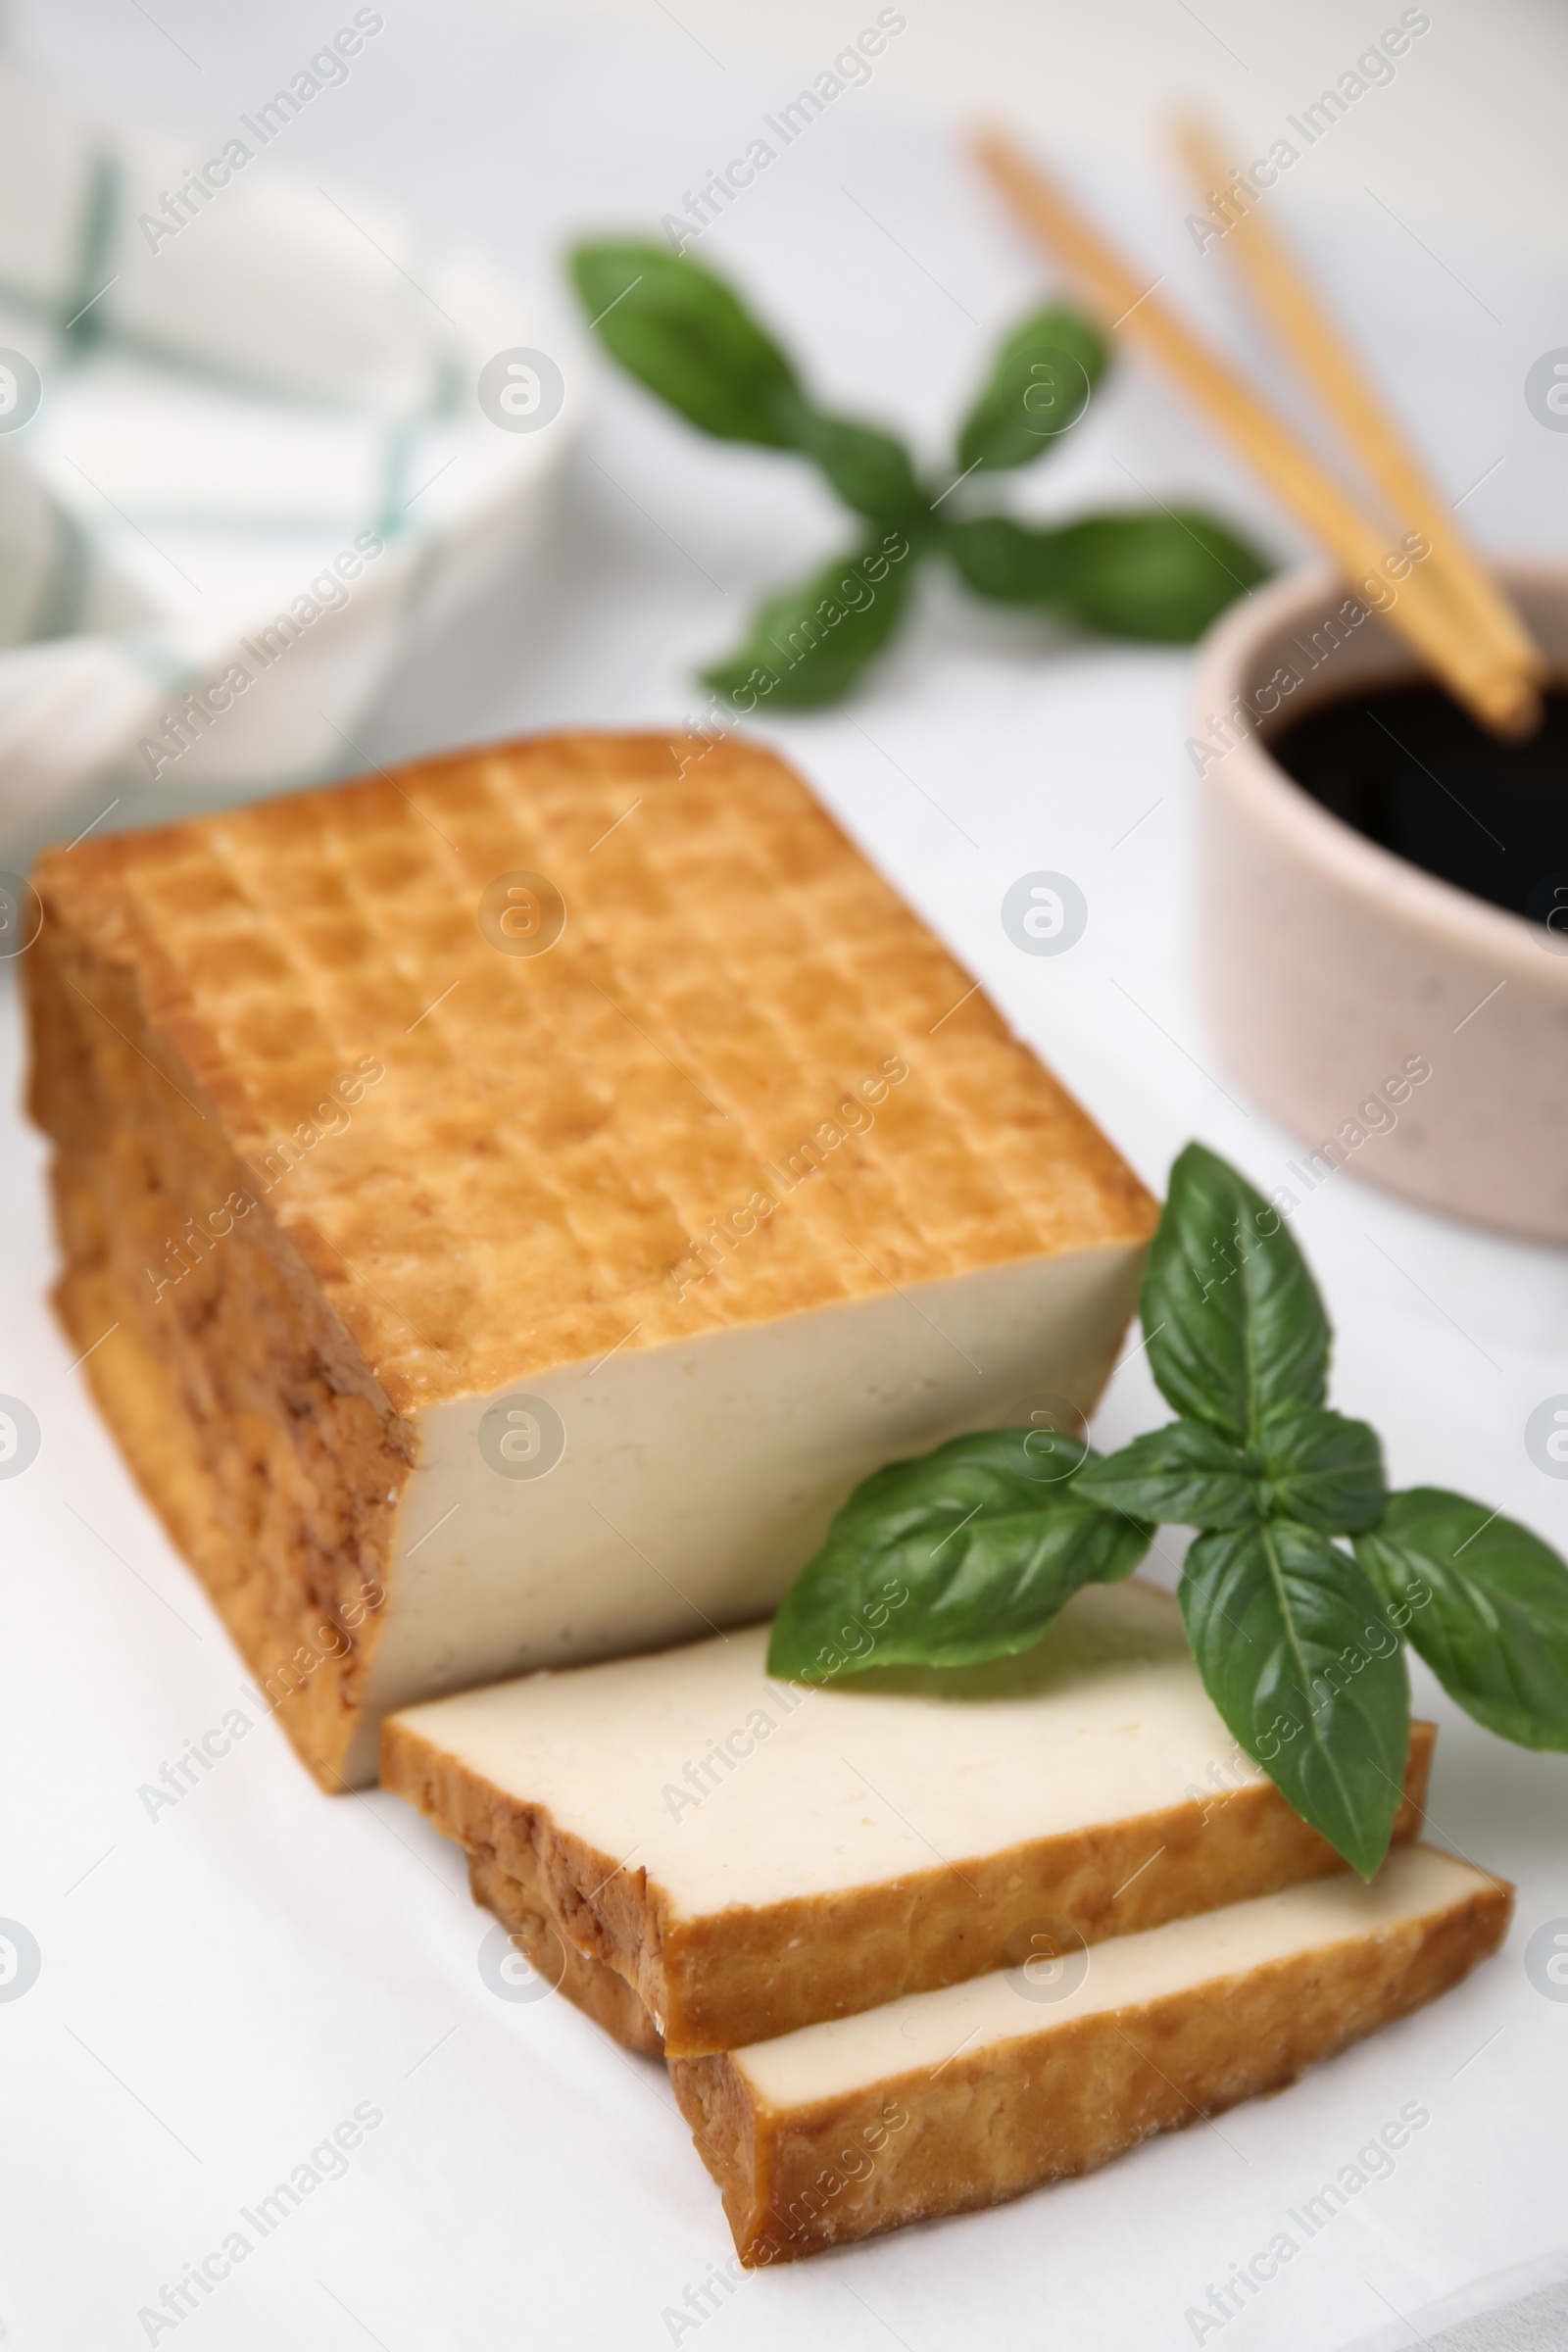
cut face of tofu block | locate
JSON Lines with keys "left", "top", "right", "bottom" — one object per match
{"left": 382, "top": 1580, "right": 1436, "bottom": 2055}
{"left": 26, "top": 730, "right": 1157, "bottom": 1790}
{"left": 670, "top": 1843, "right": 1510, "bottom": 2265}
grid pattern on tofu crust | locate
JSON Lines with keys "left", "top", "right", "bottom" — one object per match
{"left": 32, "top": 730, "right": 1155, "bottom": 1408}
{"left": 26, "top": 731, "right": 1157, "bottom": 1786}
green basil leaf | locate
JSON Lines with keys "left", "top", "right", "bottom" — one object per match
{"left": 1075, "top": 1420, "right": 1256, "bottom": 1530}
{"left": 956, "top": 305, "right": 1104, "bottom": 473}
{"left": 1257, "top": 1404, "right": 1386, "bottom": 1533}
{"left": 766, "top": 1431, "right": 1152, "bottom": 1681}
{"left": 1182, "top": 1520, "right": 1409, "bottom": 1878}
{"left": 791, "top": 412, "right": 925, "bottom": 523}
{"left": 1144, "top": 1144, "right": 1331, "bottom": 1445}
{"left": 1078, "top": 1406, "right": 1385, "bottom": 1537}
{"left": 704, "top": 537, "right": 916, "bottom": 710}
{"left": 943, "top": 508, "right": 1268, "bottom": 641}
{"left": 942, "top": 514, "right": 1075, "bottom": 605}
{"left": 569, "top": 241, "right": 802, "bottom": 445}
{"left": 1053, "top": 510, "right": 1270, "bottom": 642}
{"left": 1355, "top": 1488, "right": 1568, "bottom": 1751}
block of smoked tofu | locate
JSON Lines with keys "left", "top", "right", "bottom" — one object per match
{"left": 383, "top": 1580, "right": 1436, "bottom": 2055}
{"left": 25, "top": 731, "right": 1158, "bottom": 1789}
{"left": 669, "top": 1844, "right": 1510, "bottom": 2264}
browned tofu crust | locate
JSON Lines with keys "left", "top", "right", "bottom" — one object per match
{"left": 26, "top": 730, "right": 1156, "bottom": 1788}
{"left": 466, "top": 1844, "right": 664, "bottom": 2057}
{"left": 670, "top": 1860, "right": 1511, "bottom": 2264}
{"left": 380, "top": 1713, "right": 1435, "bottom": 2054}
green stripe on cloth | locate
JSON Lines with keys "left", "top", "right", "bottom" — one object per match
{"left": 62, "top": 149, "right": 121, "bottom": 357}
{"left": 27, "top": 503, "right": 92, "bottom": 640}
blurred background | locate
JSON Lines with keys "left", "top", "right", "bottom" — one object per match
{"left": 3, "top": 8, "right": 1566, "bottom": 2348}
{"left": 7, "top": 0, "right": 1562, "bottom": 1432}
{"left": 2, "top": 0, "right": 1565, "bottom": 852}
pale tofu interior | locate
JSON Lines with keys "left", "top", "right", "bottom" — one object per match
{"left": 735, "top": 1844, "right": 1494, "bottom": 2107}
{"left": 30, "top": 730, "right": 1158, "bottom": 1792}
{"left": 352, "top": 1240, "right": 1144, "bottom": 1762}
{"left": 390, "top": 1580, "right": 1274, "bottom": 1918}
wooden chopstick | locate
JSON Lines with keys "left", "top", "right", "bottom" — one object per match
{"left": 973, "top": 126, "right": 1544, "bottom": 740}
{"left": 1176, "top": 116, "right": 1545, "bottom": 693}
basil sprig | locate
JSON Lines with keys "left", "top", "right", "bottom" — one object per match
{"left": 704, "top": 541, "right": 917, "bottom": 711}
{"left": 1179, "top": 1521, "right": 1409, "bottom": 1880}
{"left": 767, "top": 1141, "right": 1568, "bottom": 1878}
{"left": 770, "top": 1431, "right": 1152, "bottom": 1677}
{"left": 1355, "top": 1490, "right": 1568, "bottom": 1750}
{"left": 568, "top": 242, "right": 1269, "bottom": 707}
{"left": 944, "top": 511, "right": 1269, "bottom": 644}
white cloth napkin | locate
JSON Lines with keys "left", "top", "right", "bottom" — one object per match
{"left": 0, "top": 66, "right": 575, "bottom": 840}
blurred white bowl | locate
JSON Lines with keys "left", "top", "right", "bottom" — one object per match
{"left": 0, "top": 68, "right": 578, "bottom": 843}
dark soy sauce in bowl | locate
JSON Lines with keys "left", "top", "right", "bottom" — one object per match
{"left": 1269, "top": 683, "right": 1568, "bottom": 931}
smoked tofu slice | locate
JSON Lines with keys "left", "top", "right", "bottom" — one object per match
{"left": 382, "top": 1581, "right": 1436, "bottom": 2055}
{"left": 669, "top": 1843, "right": 1510, "bottom": 2264}
{"left": 25, "top": 730, "right": 1157, "bottom": 1790}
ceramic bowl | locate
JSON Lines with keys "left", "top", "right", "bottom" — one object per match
{"left": 1193, "top": 559, "right": 1568, "bottom": 1242}
{"left": 0, "top": 64, "right": 579, "bottom": 848}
